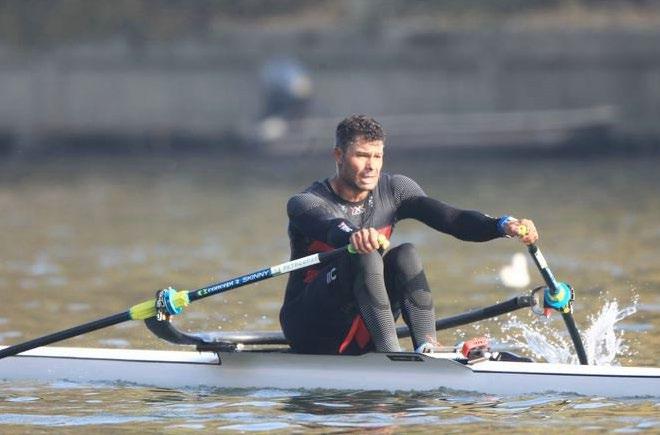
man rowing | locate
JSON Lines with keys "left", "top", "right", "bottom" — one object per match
{"left": 279, "top": 114, "right": 538, "bottom": 355}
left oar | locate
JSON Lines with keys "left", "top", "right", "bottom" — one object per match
{"left": 0, "top": 245, "right": 355, "bottom": 360}
{"left": 527, "top": 244, "right": 589, "bottom": 365}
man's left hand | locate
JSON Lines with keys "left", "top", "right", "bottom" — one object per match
{"left": 504, "top": 218, "right": 538, "bottom": 245}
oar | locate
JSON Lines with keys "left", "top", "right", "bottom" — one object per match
{"left": 396, "top": 295, "right": 533, "bottom": 338}
{"left": 527, "top": 244, "right": 589, "bottom": 365}
{"left": 0, "top": 244, "right": 355, "bottom": 360}
{"left": 150, "top": 294, "right": 535, "bottom": 346}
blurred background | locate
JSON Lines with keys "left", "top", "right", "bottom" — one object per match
{"left": 1, "top": 0, "right": 660, "bottom": 156}
{"left": 0, "top": 1, "right": 659, "bottom": 364}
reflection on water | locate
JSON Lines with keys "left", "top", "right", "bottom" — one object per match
{"left": 0, "top": 382, "right": 657, "bottom": 432}
{"left": 1, "top": 155, "right": 659, "bottom": 431}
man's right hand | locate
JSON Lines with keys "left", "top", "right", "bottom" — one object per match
{"left": 504, "top": 218, "right": 539, "bottom": 245}
{"left": 350, "top": 228, "right": 388, "bottom": 254}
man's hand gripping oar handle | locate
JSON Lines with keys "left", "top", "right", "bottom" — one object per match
{"left": 0, "top": 244, "right": 357, "bottom": 360}
{"left": 527, "top": 243, "right": 589, "bottom": 365}
{"left": 347, "top": 233, "right": 390, "bottom": 254}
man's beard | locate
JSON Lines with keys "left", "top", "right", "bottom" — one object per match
{"left": 344, "top": 173, "right": 376, "bottom": 194}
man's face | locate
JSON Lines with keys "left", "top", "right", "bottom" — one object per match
{"left": 335, "top": 138, "right": 384, "bottom": 193}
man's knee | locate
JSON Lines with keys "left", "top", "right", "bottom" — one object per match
{"left": 389, "top": 243, "right": 423, "bottom": 275}
{"left": 350, "top": 250, "right": 384, "bottom": 275}
{"left": 350, "top": 251, "right": 390, "bottom": 307}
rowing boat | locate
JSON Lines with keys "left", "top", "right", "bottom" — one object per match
{"left": 2, "top": 344, "right": 658, "bottom": 397}
{"left": 1, "top": 243, "right": 658, "bottom": 397}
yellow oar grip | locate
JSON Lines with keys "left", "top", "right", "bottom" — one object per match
{"left": 377, "top": 234, "right": 390, "bottom": 250}
{"left": 347, "top": 234, "right": 390, "bottom": 254}
{"left": 128, "top": 290, "right": 190, "bottom": 320}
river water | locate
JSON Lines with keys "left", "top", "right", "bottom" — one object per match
{"left": 0, "top": 154, "right": 658, "bottom": 432}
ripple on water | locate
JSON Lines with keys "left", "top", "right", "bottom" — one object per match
{"left": 218, "top": 422, "right": 297, "bottom": 431}
{"left": 312, "top": 402, "right": 352, "bottom": 408}
{"left": 495, "top": 396, "right": 567, "bottom": 409}
{"left": 50, "top": 381, "right": 117, "bottom": 390}
{"left": 406, "top": 406, "right": 452, "bottom": 411}
{"left": 0, "top": 414, "right": 159, "bottom": 426}
{"left": 167, "top": 423, "right": 207, "bottom": 430}
{"left": 161, "top": 401, "right": 227, "bottom": 411}
{"left": 247, "top": 389, "right": 303, "bottom": 399}
{"left": 1, "top": 380, "right": 659, "bottom": 432}
{"left": 0, "top": 331, "right": 22, "bottom": 343}
{"left": 226, "top": 401, "right": 278, "bottom": 408}
{"left": 97, "top": 338, "right": 131, "bottom": 347}
{"left": 6, "top": 397, "right": 40, "bottom": 403}
{"left": 637, "top": 303, "right": 660, "bottom": 313}
{"left": 615, "top": 322, "right": 653, "bottom": 332}
{"left": 66, "top": 303, "right": 91, "bottom": 312}
{"left": 573, "top": 402, "right": 616, "bottom": 410}
{"left": 29, "top": 254, "right": 61, "bottom": 276}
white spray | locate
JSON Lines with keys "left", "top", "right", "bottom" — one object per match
{"left": 502, "top": 298, "right": 637, "bottom": 365}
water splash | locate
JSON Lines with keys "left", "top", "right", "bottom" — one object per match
{"left": 583, "top": 301, "right": 636, "bottom": 366}
{"left": 502, "top": 298, "right": 638, "bottom": 365}
{"left": 502, "top": 317, "right": 576, "bottom": 364}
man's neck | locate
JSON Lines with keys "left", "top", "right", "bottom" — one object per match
{"left": 329, "top": 176, "right": 370, "bottom": 203}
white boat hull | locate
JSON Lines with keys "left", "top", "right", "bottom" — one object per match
{"left": 1, "top": 346, "right": 658, "bottom": 397}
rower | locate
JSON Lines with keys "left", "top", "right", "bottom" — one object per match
{"left": 279, "top": 114, "right": 539, "bottom": 355}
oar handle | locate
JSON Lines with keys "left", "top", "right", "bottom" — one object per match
{"left": 527, "top": 244, "right": 589, "bottom": 365}
{"left": 527, "top": 244, "right": 561, "bottom": 295}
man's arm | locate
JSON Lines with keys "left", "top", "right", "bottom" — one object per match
{"left": 287, "top": 193, "right": 357, "bottom": 247}
{"left": 398, "top": 196, "right": 501, "bottom": 242}
{"left": 392, "top": 174, "right": 535, "bottom": 243}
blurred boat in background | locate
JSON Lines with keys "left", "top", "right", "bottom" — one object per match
{"left": 253, "top": 105, "right": 617, "bottom": 155}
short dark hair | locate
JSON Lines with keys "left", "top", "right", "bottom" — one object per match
{"left": 335, "top": 115, "right": 384, "bottom": 151}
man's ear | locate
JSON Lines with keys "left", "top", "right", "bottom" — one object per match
{"left": 333, "top": 147, "right": 343, "bottom": 167}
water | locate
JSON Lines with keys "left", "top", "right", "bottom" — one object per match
{"left": 1, "top": 154, "right": 659, "bottom": 432}
{"left": 583, "top": 300, "right": 637, "bottom": 366}
{"left": 503, "top": 298, "right": 638, "bottom": 365}
{"left": 0, "top": 384, "right": 657, "bottom": 433}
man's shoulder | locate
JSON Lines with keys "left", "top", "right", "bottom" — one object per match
{"left": 378, "top": 171, "right": 417, "bottom": 181}
{"left": 379, "top": 172, "right": 425, "bottom": 201}
{"left": 379, "top": 172, "right": 420, "bottom": 188}
{"left": 288, "top": 180, "right": 328, "bottom": 200}
{"left": 287, "top": 179, "right": 331, "bottom": 215}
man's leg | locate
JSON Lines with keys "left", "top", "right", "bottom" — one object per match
{"left": 280, "top": 257, "right": 359, "bottom": 354}
{"left": 351, "top": 251, "right": 401, "bottom": 352}
{"left": 282, "top": 250, "right": 403, "bottom": 354}
{"left": 384, "top": 243, "right": 437, "bottom": 350}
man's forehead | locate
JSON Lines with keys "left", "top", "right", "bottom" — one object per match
{"left": 350, "top": 139, "right": 384, "bottom": 152}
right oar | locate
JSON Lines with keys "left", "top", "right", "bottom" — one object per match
{"left": 527, "top": 244, "right": 589, "bottom": 365}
